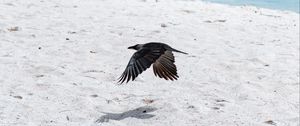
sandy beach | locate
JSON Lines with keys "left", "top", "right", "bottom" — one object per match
{"left": 0, "top": 0, "right": 299, "bottom": 126}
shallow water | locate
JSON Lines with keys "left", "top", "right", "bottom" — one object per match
{"left": 203, "top": 0, "right": 299, "bottom": 13}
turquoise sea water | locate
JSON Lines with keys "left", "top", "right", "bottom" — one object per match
{"left": 204, "top": 0, "right": 299, "bottom": 13}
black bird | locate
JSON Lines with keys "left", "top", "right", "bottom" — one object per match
{"left": 118, "top": 42, "right": 187, "bottom": 84}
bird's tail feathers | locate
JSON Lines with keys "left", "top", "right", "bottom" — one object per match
{"left": 171, "top": 48, "right": 188, "bottom": 54}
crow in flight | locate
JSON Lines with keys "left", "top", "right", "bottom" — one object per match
{"left": 118, "top": 42, "right": 187, "bottom": 84}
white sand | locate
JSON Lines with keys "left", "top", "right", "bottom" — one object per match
{"left": 0, "top": 0, "right": 299, "bottom": 126}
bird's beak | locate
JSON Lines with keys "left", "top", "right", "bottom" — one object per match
{"left": 128, "top": 46, "right": 134, "bottom": 49}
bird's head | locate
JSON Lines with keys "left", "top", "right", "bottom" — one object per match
{"left": 128, "top": 44, "right": 141, "bottom": 50}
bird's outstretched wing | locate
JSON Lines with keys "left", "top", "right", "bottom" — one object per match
{"left": 153, "top": 50, "right": 178, "bottom": 80}
{"left": 118, "top": 48, "right": 163, "bottom": 84}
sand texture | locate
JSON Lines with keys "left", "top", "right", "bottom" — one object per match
{"left": 0, "top": 0, "right": 299, "bottom": 126}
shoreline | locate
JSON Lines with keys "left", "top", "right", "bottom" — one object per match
{"left": 201, "top": 0, "right": 300, "bottom": 15}
{"left": 202, "top": 0, "right": 299, "bottom": 13}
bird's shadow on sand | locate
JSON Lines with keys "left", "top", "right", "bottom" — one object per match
{"left": 95, "top": 106, "right": 157, "bottom": 123}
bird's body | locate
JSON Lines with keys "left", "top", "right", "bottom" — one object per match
{"left": 118, "top": 42, "right": 187, "bottom": 84}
